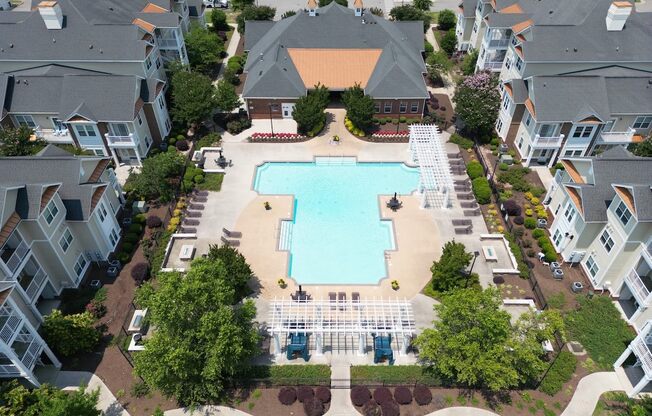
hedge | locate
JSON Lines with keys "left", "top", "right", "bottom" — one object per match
{"left": 472, "top": 177, "right": 491, "bottom": 204}
{"left": 449, "top": 133, "right": 474, "bottom": 150}
{"left": 244, "top": 365, "right": 331, "bottom": 385}
{"left": 466, "top": 161, "right": 484, "bottom": 179}
{"left": 524, "top": 217, "right": 537, "bottom": 229}
{"left": 539, "top": 351, "right": 577, "bottom": 395}
{"left": 351, "top": 366, "right": 441, "bottom": 386}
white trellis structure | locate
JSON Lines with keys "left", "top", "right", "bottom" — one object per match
{"left": 268, "top": 297, "right": 415, "bottom": 356}
{"left": 408, "top": 124, "right": 454, "bottom": 209}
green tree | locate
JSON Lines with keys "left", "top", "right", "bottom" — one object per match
{"left": 342, "top": 84, "right": 375, "bottom": 133}
{"left": 171, "top": 69, "right": 218, "bottom": 127}
{"left": 461, "top": 49, "right": 478, "bottom": 75}
{"left": 236, "top": 5, "right": 276, "bottom": 34}
{"left": 123, "top": 151, "right": 186, "bottom": 201}
{"left": 453, "top": 71, "right": 500, "bottom": 138}
{"left": 630, "top": 135, "right": 652, "bottom": 157}
{"left": 319, "top": 0, "right": 347, "bottom": 6}
{"left": 230, "top": 0, "right": 254, "bottom": 11}
{"left": 440, "top": 28, "right": 457, "bottom": 56}
{"left": 214, "top": 80, "right": 242, "bottom": 113}
{"left": 413, "top": 0, "right": 432, "bottom": 11}
{"left": 430, "top": 240, "right": 478, "bottom": 293}
{"left": 389, "top": 5, "right": 432, "bottom": 32}
{"left": 134, "top": 256, "right": 260, "bottom": 405}
{"left": 426, "top": 51, "right": 452, "bottom": 84}
{"left": 41, "top": 310, "right": 100, "bottom": 357}
{"left": 185, "top": 24, "right": 224, "bottom": 73}
{"left": 0, "top": 127, "right": 46, "bottom": 157}
{"left": 311, "top": 83, "right": 330, "bottom": 110}
{"left": 415, "top": 288, "right": 562, "bottom": 391}
{"left": 437, "top": 9, "right": 456, "bottom": 31}
{"left": 206, "top": 244, "right": 254, "bottom": 300}
{"left": 0, "top": 380, "right": 100, "bottom": 416}
{"left": 210, "top": 10, "right": 230, "bottom": 31}
{"left": 293, "top": 95, "right": 326, "bottom": 136}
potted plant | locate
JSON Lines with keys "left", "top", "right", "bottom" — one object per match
{"left": 264, "top": 201, "right": 271, "bottom": 210}
{"left": 391, "top": 280, "right": 399, "bottom": 290}
{"left": 278, "top": 278, "right": 286, "bottom": 288}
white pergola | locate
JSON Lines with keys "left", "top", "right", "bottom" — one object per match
{"left": 268, "top": 297, "right": 415, "bottom": 356}
{"left": 408, "top": 124, "right": 454, "bottom": 209}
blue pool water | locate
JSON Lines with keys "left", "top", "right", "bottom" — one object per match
{"left": 253, "top": 159, "right": 419, "bottom": 284}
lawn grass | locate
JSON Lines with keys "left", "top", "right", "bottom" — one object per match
{"left": 565, "top": 295, "right": 635, "bottom": 370}
{"left": 351, "top": 365, "right": 441, "bottom": 386}
{"left": 196, "top": 173, "right": 224, "bottom": 191}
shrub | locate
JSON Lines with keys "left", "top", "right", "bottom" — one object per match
{"left": 128, "top": 224, "right": 143, "bottom": 234}
{"left": 466, "top": 161, "right": 484, "bottom": 179}
{"left": 85, "top": 300, "right": 106, "bottom": 319}
{"left": 373, "top": 387, "right": 392, "bottom": 405}
{"left": 193, "top": 174, "right": 205, "bottom": 184}
{"left": 226, "top": 117, "right": 252, "bottom": 134}
{"left": 530, "top": 197, "right": 540, "bottom": 205}
{"left": 122, "top": 242, "right": 134, "bottom": 253}
{"left": 413, "top": 385, "right": 432, "bottom": 405}
{"left": 176, "top": 140, "right": 189, "bottom": 151}
{"left": 532, "top": 229, "right": 545, "bottom": 239}
{"left": 503, "top": 199, "right": 521, "bottom": 216}
{"left": 131, "top": 262, "right": 149, "bottom": 284}
{"left": 538, "top": 210, "right": 548, "bottom": 220}
{"left": 133, "top": 213, "right": 146, "bottom": 224}
{"left": 399, "top": 116, "right": 407, "bottom": 123}
{"left": 449, "top": 133, "right": 474, "bottom": 150}
{"left": 169, "top": 217, "right": 180, "bottom": 227}
{"left": 437, "top": 9, "right": 457, "bottom": 31}
{"left": 380, "top": 400, "right": 400, "bottom": 416}
{"left": 297, "top": 386, "right": 314, "bottom": 403}
{"left": 278, "top": 387, "right": 297, "bottom": 405}
{"left": 394, "top": 386, "right": 412, "bottom": 404}
{"left": 539, "top": 352, "right": 577, "bottom": 395}
{"left": 499, "top": 162, "right": 509, "bottom": 171}
{"left": 531, "top": 186, "right": 546, "bottom": 198}
{"left": 316, "top": 386, "right": 331, "bottom": 403}
{"left": 472, "top": 177, "right": 492, "bottom": 204}
{"left": 524, "top": 217, "right": 537, "bottom": 229}
{"left": 525, "top": 208, "right": 533, "bottom": 216}
{"left": 123, "top": 233, "right": 139, "bottom": 244}
{"left": 351, "top": 366, "right": 440, "bottom": 385}
{"left": 513, "top": 227, "right": 524, "bottom": 238}
{"left": 362, "top": 400, "right": 381, "bottom": 416}
{"left": 522, "top": 239, "right": 532, "bottom": 248}
{"left": 146, "top": 215, "right": 162, "bottom": 228}
{"left": 117, "top": 252, "right": 131, "bottom": 264}
{"left": 513, "top": 216, "right": 524, "bottom": 225}
{"left": 131, "top": 381, "right": 150, "bottom": 398}
{"left": 391, "top": 118, "right": 399, "bottom": 125}
{"left": 527, "top": 249, "right": 535, "bottom": 257}
{"left": 351, "top": 386, "right": 372, "bottom": 406}
{"left": 42, "top": 310, "right": 100, "bottom": 357}
{"left": 303, "top": 397, "right": 325, "bottom": 416}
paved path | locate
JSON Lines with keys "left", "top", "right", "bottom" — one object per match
{"left": 164, "top": 406, "right": 252, "bottom": 415}
{"left": 427, "top": 407, "right": 500, "bottom": 416}
{"left": 215, "top": 24, "right": 241, "bottom": 80}
{"left": 52, "top": 371, "right": 129, "bottom": 416}
{"left": 425, "top": 24, "right": 440, "bottom": 51}
{"left": 326, "top": 363, "right": 356, "bottom": 416}
{"left": 560, "top": 372, "right": 623, "bottom": 416}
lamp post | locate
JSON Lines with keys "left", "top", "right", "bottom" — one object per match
{"left": 469, "top": 250, "right": 480, "bottom": 274}
{"left": 268, "top": 103, "right": 275, "bottom": 138}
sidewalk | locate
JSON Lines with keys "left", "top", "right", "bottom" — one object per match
{"left": 326, "top": 362, "right": 355, "bottom": 416}
{"left": 215, "top": 24, "right": 241, "bottom": 80}
{"left": 52, "top": 371, "right": 129, "bottom": 416}
{"left": 560, "top": 372, "right": 623, "bottom": 416}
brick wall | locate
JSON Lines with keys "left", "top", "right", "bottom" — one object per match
{"left": 246, "top": 99, "right": 298, "bottom": 119}
{"left": 372, "top": 99, "right": 425, "bottom": 119}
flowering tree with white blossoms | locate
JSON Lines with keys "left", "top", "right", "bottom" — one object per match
{"left": 453, "top": 71, "right": 500, "bottom": 140}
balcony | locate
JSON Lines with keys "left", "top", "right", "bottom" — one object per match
{"left": 34, "top": 128, "right": 73, "bottom": 144}
{"left": 532, "top": 134, "right": 565, "bottom": 148}
{"left": 158, "top": 37, "right": 182, "bottom": 50}
{"left": 0, "top": 239, "right": 29, "bottom": 275}
{"left": 105, "top": 133, "right": 136, "bottom": 147}
{"left": 598, "top": 128, "right": 636, "bottom": 144}
{"left": 625, "top": 268, "right": 652, "bottom": 307}
{"left": 482, "top": 61, "right": 504, "bottom": 71}
{"left": 18, "top": 268, "right": 47, "bottom": 303}
{"left": 0, "top": 305, "right": 22, "bottom": 345}
{"left": 630, "top": 332, "right": 652, "bottom": 377}
{"left": 487, "top": 39, "right": 510, "bottom": 49}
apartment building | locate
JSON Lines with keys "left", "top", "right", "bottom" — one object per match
{"left": 0, "top": 0, "right": 196, "bottom": 163}
{"left": 0, "top": 145, "right": 122, "bottom": 386}
{"left": 456, "top": 0, "right": 652, "bottom": 167}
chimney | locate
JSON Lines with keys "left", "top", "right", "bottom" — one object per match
{"left": 307, "top": 0, "right": 317, "bottom": 16}
{"left": 38, "top": 1, "right": 64, "bottom": 30}
{"left": 605, "top": 1, "right": 633, "bottom": 31}
{"left": 354, "top": 0, "right": 363, "bottom": 16}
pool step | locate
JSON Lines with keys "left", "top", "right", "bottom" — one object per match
{"left": 278, "top": 220, "right": 293, "bottom": 251}
{"left": 314, "top": 156, "right": 357, "bottom": 166}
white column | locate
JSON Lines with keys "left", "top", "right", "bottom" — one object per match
{"left": 358, "top": 334, "right": 365, "bottom": 356}
{"left": 614, "top": 345, "right": 632, "bottom": 368}
{"left": 630, "top": 374, "right": 651, "bottom": 397}
{"left": 400, "top": 334, "right": 410, "bottom": 355}
{"left": 109, "top": 146, "right": 120, "bottom": 166}
{"left": 442, "top": 187, "right": 450, "bottom": 209}
{"left": 134, "top": 145, "right": 142, "bottom": 166}
{"left": 548, "top": 147, "right": 560, "bottom": 168}
{"left": 315, "top": 333, "right": 323, "bottom": 356}
{"left": 273, "top": 333, "right": 281, "bottom": 356}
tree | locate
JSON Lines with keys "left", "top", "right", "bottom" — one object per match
{"left": 171, "top": 69, "right": 217, "bottom": 127}
{"left": 440, "top": 28, "right": 457, "bottom": 56}
{"left": 134, "top": 256, "right": 260, "bottom": 406}
{"left": 415, "top": 288, "right": 563, "bottom": 391}
{"left": 214, "top": 80, "right": 242, "bottom": 113}
{"left": 389, "top": 5, "right": 432, "bottom": 32}
{"left": 123, "top": 151, "right": 186, "bottom": 201}
{"left": 430, "top": 240, "right": 478, "bottom": 293}
{"left": 185, "top": 24, "right": 224, "bottom": 73}
{"left": 630, "top": 135, "right": 652, "bottom": 157}
{"left": 412, "top": 0, "right": 432, "bottom": 11}
{"left": 0, "top": 127, "right": 46, "bottom": 157}
{"left": 236, "top": 5, "right": 276, "bottom": 34}
{"left": 0, "top": 380, "right": 100, "bottom": 416}
{"left": 437, "top": 9, "right": 456, "bottom": 31}
{"left": 426, "top": 51, "right": 452, "bottom": 84}
{"left": 453, "top": 71, "right": 501, "bottom": 138}
{"left": 210, "top": 10, "right": 230, "bottom": 31}
{"left": 206, "top": 244, "right": 254, "bottom": 300}
{"left": 461, "top": 49, "right": 478, "bottom": 75}
{"left": 342, "top": 84, "right": 376, "bottom": 133}
{"left": 230, "top": 0, "right": 254, "bottom": 11}
{"left": 41, "top": 310, "right": 100, "bottom": 357}
{"left": 319, "top": 0, "right": 347, "bottom": 6}
{"left": 293, "top": 84, "right": 329, "bottom": 135}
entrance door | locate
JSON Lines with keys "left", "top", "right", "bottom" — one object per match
{"left": 282, "top": 103, "right": 294, "bottom": 119}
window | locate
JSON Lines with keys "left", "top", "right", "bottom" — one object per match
{"left": 270, "top": 104, "right": 279, "bottom": 112}
{"left": 52, "top": 117, "right": 65, "bottom": 131}
{"left": 59, "top": 228, "right": 73, "bottom": 252}
{"left": 164, "top": 118, "right": 171, "bottom": 132}
{"left": 517, "top": 136, "right": 523, "bottom": 149}
{"left": 410, "top": 102, "right": 419, "bottom": 113}
{"left": 14, "top": 114, "right": 36, "bottom": 128}
{"left": 552, "top": 229, "right": 563, "bottom": 247}
{"left": 97, "top": 203, "right": 108, "bottom": 222}
{"left": 563, "top": 203, "right": 576, "bottom": 223}
{"left": 384, "top": 102, "right": 392, "bottom": 113}
{"left": 43, "top": 200, "right": 59, "bottom": 224}
{"left": 615, "top": 200, "right": 632, "bottom": 226}
{"left": 74, "top": 124, "right": 97, "bottom": 137}
{"left": 496, "top": 119, "right": 503, "bottom": 132}
{"left": 633, "top": 116, "right": 652, "bottom": 130}
{"left": 524, "top": 111, "right": 532, "bottom": 127}
{"left": 538, "top": 124, "right": 556, "bottom": 137}
{"left": 473, "top": 22, "right": 478, "bottom": 33}
{"left": 74, "top": 254, "right": 88, "bottom": 277}
{"left": 564, "top": 149, "right": 583, "bottom": 157}
{"left": 515, "top": 56, "right": 523, "bottom": 71}
{"left": 109, "top": 228, "right": 119, "bottom": 247}
{"left": 110, "top": 123, "right": 129, "bottom": 137}
{"left": 399, "top": 102, "right": 407, "bottom": 113}
{"left": 145, "top": 56, "right": 153, "bottom": 70}
{"left": 158, "top": 96, "right": 165, "bottom": 110}
{"left": 585, "top": 255, "right": 599, "bottom": 278}
{"left": 374, "top": 102, "right": 381, "bottom": 113}
{"left": 156, "top": 57, "right": 162, "bottom": 69}
{"left": 572, "top": 125, "right": 594, "bottom": 138}
{"left": 600, "top": 229, "right": 614, "bottom": 252}
{"left": 502, "top": 94, "right": 510, "bottom": 111}
{"left": 511, "top": 36, "right": 518, "bottom": 46}
{"left": 505, "top": 57, "right": 512, "bottom": 70}
{"left": 603, "top": 119, "right": 616, "bottom": 132}
{"left": 137, "top": 112, "right": 143, "bottom": 125}
{"left": 92, "top": 148, "right": 106, "bottom": 156}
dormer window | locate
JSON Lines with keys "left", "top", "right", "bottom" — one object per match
{"left": 615, "top": 200, "right": 632, "bottom": 226}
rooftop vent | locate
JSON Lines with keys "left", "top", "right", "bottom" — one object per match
{"left": 38, "top": 1, "right": 63, "bottom": 30}
{"left": 606, "top": 1, "right": 632, "bottom": 31}
{"left": 307, "top": 0, "right": 317, "bottom": 16}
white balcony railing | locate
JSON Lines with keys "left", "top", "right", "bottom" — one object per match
{"left": 599, "top": 128, "right": 636, "bottom": 144}
{"left": 2, "top": 240, "right": 30, "bottom": 275}
{"left": 24, "top": 269, "right": 47, "bottom": 302}
{"left": 483, "top": 61, "right": 504, "bottom": 70}
{"left": 631, "top": 334, "right": 652, "bottom": 376}
{"left": 0, "top": 306, "right": 21, "bottom": 345}
{"left": 105, "top": 133, "right": 135, "bottom": 146}
{"left": 532, "top": 134, "right": 565, "bottom": 148}
{"left": 158, "top": 38, "right": 181, "bottom": 49}
{"left": 625, "top": 268, "right": 652, "bottom": 307}
{"left": 34, "top": 128, "right": 72, "bottom": 143}
{"left": 21, "top": 340, "right": 41, "bottom": 370}
{"left": 0, "top": 364, "right": 21, "bottom": 376}
{"left": 487, "top": 39, "right": 510, "bottom": 48}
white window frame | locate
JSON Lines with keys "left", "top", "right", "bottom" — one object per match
{"left": 59, "top": 228, "right": 73, "bottom": 253}
{"left": 538, "top": 124, "right": 557, "bottom": 137}
{"left": 383, "top": 102, "right": 392, "bottom": 114}
{"left": 585, "top": 255, "right": 599, "bottom": 278}
{"left": 410, "top": 102, "right": 419, "bottom": 113}
{"left": 73, "top": 254, "right": 88, "bottom": 278}
{"left": 109, "top": 228, "right": 119, "bottom": 247}
{"left": 43, "top": 200, "right": 59, "bottom": 225}
{"left": 563, "top": 202, "right": 576, "bottom": 223}
{"left": 97, "top": 202, "right": 108, "bottom": 222}
{"left": 633, "top": 116, "right": 652, "bottom": 130}
{"left": 552, "top": 229, "right": 563, "bottom": 247}
{"left": 599, "top": 229, "right": 614, "bottom": 253}
{"left": 615, "top": 200, "right": 632, "bottom": 226}
{"left": 13, "top": 114, "right": 36, "bottom": 128}
{"left": 571, "top": 125, "right": 595, "bottom": 138}
{"left": 374, "top": 102, "right": 381, "bottom": 113}
{"left": 524, "top": 111, "right": 532, "bottom": 127}
{"left": 515, "top": 56, "right": 523, "bottom": 71}
{"left": 399, "top": 102, "right": 407, "bottom": 113}
{"left": 502, "top": 94, "right": 511, "bottom": 111}
{"left": 73, "top": 124, "right": 98, "bottom": 137}
{"left": 137, "top": 112, "right": 143, "bottom": 125}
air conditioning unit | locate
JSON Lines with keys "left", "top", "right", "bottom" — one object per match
{"left": 568, "top": 251, "right": 585, "bottom": 264}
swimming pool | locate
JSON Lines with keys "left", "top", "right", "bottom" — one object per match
{"left": 253, "top": 158, "right": 419, "bottom": 284}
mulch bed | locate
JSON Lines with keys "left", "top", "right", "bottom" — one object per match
{"left": 233, "top": 387, "right": 331, "bottom": 416}
{"left": 427, "top": 93, "right": 455, "bottom": 131}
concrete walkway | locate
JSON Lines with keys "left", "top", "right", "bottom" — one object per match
{"left": 215, "top": 24, "right": 240, "bottom": 80}
{"left": 427, "top": 407, "right": 500, "bottom": 416}
{"left": 560, "top": 372, "right": 623, "bottom": 416}
{"left": 164, "top": 406, "right": 252, "bottom": 415}
{"left": 326, "top": 363, "right": 356, "bottom": 416}
{"left": 51, "top": 371, "right": 129, "bottom": 416}
{"left": 425, "top": 24, "right": 440, "bottom": 52}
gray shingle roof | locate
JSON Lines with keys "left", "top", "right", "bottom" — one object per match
{"left": 459, "top": 0, "right": 476, "bottom": 18}
{"left": 562, "top": 147, "right": 652, "bottom": 222}
{"left": 244, "top": 21, "right": 275, "bottom": 51}
{"left": 242, "top": 3, "right": 427, "bottom": 99}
